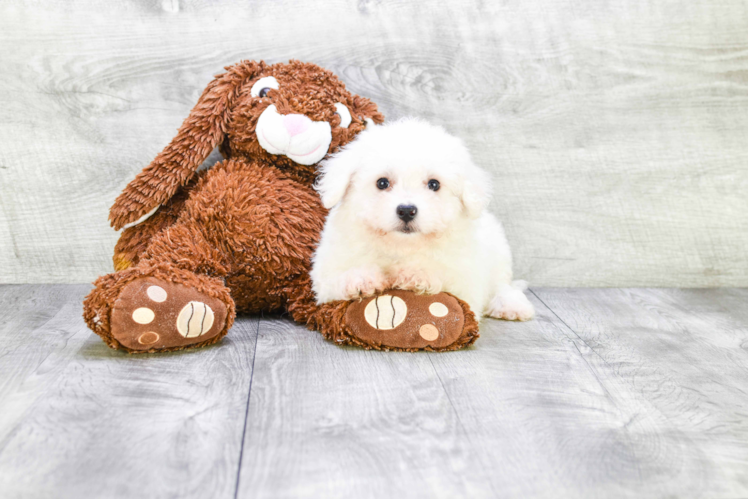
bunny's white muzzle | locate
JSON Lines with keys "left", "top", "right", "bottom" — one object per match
{"left": 256, "top": 104, "right": 332, "bottom": 165}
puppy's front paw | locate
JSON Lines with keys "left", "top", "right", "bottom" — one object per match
{"left": 488, "top": 286, "right": 535, "bottom": 321}
{"left": 390, "top": 268, "right": 443, "bottom": 295}
{"left": 339, "top": 268, "right": 388, "bottom": 300}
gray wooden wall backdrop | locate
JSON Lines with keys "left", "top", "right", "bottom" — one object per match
{"left": 1, "top": 0, "right": 747, "bottom": 286}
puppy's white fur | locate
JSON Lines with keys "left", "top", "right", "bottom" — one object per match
{"left": 311, "top": 118, "right": 534, "bottom": 322}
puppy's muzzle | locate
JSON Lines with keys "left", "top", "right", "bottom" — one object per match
{"left": 397, "top": 204, "right": 418, "bottom": 223}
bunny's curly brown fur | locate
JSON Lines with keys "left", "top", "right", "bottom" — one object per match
{"left": 83, "top": 60, "right": 479, "bottom": 353}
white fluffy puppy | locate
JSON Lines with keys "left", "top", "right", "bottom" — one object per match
{"left": 311, "top": 118, "right": 534, "bottom": 322}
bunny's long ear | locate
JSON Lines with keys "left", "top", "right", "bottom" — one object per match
{"left": 109, "top": 60, "right": 265, "bottom": 230}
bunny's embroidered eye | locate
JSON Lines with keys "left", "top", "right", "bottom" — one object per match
{"left": 428, "top": 179, "right": 440, "bottom": 191}
{"left": 251, "top": 77, "right": 279, "bottom": 98}
{"left": 334, "top": 103, "right": 352, "bottom": 128}
{"left": 377, "top": 178, "right": 390, "bottom": 190}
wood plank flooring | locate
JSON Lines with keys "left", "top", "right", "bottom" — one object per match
{"left": 0, "top": 285, "right": 746, "bottom": 498}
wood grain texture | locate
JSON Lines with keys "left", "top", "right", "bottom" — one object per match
{"left": 427, "top": 292, "right": 704, "bottom": 497}
{"left": 531, "top": 287, "right": 748, "bottom": 497}
{"left": 0, "top": 285, "right": 259, "bottom": 498}
{"left": 237, "top": 289, "right": 748, "bottom": 497}
{"left": 1, "top": 0, "right": 747, "bottom": 285}
{"left": 1, "top": 285, "right": 748, "bottom": 497}
{"left": 236, "top": 317, "right": 494, "bottom": 498}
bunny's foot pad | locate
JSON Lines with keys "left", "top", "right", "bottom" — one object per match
{"left": 345, "top": 289, "right": 477, "bottom": 350}
{"left": 110, "top": 278, "right": 228, "bottom": 351}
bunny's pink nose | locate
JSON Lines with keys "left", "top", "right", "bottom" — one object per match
{"left": 282, "top": 114, "right": 312, "bottom": 137}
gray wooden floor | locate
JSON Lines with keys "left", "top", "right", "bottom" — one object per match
{"left": 0, "top": 286, "right": 747, "bottom": 498}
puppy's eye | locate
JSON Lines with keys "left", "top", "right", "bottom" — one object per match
{"left": 334, "top": 103, "right": 352, "bottom": 128}
{"left": 377, "top": 178, "right": 390, "bottom": 190}
{"left": 251, "top": 76, "right": 279, "bottom": 98}
{"left": 428, "top": 179, "right": 440, "bottom": 191}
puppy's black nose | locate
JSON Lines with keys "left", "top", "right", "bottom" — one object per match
{"left": 397, "top": 204, "right": 418, "bottom": 223}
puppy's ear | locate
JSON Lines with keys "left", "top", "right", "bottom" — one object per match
{"left": 109, "top": 60, "right": 265, "bottom": 230}
{"left": 314, "top": 149, "right": 358, "bottom": 209}
{"left": 461, "top": 159, "right": 492, "bottom": 219}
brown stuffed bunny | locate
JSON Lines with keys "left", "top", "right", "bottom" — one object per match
{"left": 83, "top": 60, "right": 479, "bottom": 353}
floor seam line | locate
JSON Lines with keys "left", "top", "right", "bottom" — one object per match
{"left": 427, "top": 354, "right": 499, "bottom": 497}
{"left": 530, "top": 288, "right": 710, "bottom": 460}
{"left": 530, "top": 289, "right": 614, "bottom": 370}
{"left": 233, "top": 316, "right": 261, "bottom": 499}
